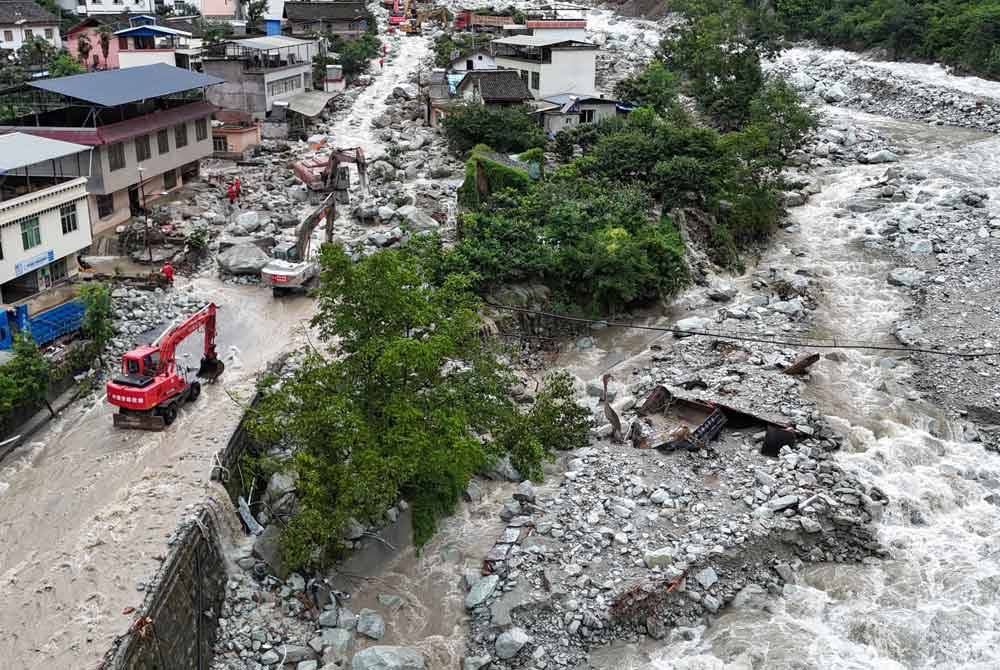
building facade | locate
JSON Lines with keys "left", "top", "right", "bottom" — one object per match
{"left": 448, "top": 49, "right": 495, "bottom": 73}
{"left": 282, "top": 1, "right": 366, "bottom": 37}
{"left": 73, "top": 0, "right": 155, "bottom": 16}
{"left": 0, "top": 64, "right": 222, "bottom": 236}
{"left": 0, "top": 1, "right": 62, "bottom": 51}
{"left": 202, "top": 36, "right": 318, "bottom": 120}
{"left": 0, "top": 134, "right": 94, "bottom": 305}
{"left": 492, "top": 36, "right": 598, "bottom": 99}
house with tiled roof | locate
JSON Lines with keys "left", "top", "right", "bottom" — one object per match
{"left": 0, "top": 1, "right": 62, "bottom": 51}
{"left": 283, "top": 1, "right": 367, "bottom": 38}
{"left": 455, "top": 69, "right": 533, "bottom": 106}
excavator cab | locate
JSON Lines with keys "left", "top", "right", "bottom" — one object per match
{"left": 113, "top": 346, "right": 160, "bottom": 388}
{"left": 271, "top": 240, "right": 301, "bottom": 262}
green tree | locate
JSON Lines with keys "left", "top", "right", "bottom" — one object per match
{"left": 613, "top": 61, "right": 679, "bottom": 115}
{"left": 96, "top": 25, "right": 113, "bottom": 67}
{"left": 244, "top": 0, "right": 268, "bottom": 33}
{"left": 442, "top": 104, "right": 546, "bottom": 153}
{"left": 79, "top": 283, "right": 114, "bottom": 358}
{"left": 76, "top": 34, "right": 92, "bottom": 66}
{"left": 248, "top": 246, "right": 589, "bottom": 569}
{"left": 746, "top": 77, "right": 818, "bottom": 162}
{"left": 0, "top": 334, "right": 53, "bottom": 418}
{"left": 48, "top": 52, "right": 85, "bottom": 77}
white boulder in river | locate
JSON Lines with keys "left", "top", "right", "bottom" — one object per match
{"left": 352, "top": 646, "right": 425, "bottom": 670}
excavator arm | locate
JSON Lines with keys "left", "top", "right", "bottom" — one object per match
{"left": 156, "top": 303, "right": 223, "bottom": 380}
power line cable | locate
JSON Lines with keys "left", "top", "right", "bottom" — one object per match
{"left": 484, "top": 301, "right": 1000, "bottom": 359}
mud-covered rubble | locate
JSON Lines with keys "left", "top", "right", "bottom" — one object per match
{"left": 108, "top": 284, "right": 212, "bottom": 360}
{"left": 773, "top": 49, "right": 1000, "bottom": 133}
{"left": 463, "top": 420, "right": 884, "bottom": 669}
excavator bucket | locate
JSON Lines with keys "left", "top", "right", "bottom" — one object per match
{"left": 113, "top": 412, "right": 166, "bottom": 431}
{"left": 197, "top": 355, "right": 225, "bottom": 383}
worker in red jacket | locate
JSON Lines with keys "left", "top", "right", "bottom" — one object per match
{"left": 161, "top": 261, "right": 174, "bottom": 284}
{"left": 227, "top": 182, "right": 237, "bottom": 205}
{"left": 234, "top": 177, "right": 242, "bottom": 201}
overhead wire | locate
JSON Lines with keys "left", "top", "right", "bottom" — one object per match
{"left": 483, "top": 301, "right": 1000, "bottom": 359}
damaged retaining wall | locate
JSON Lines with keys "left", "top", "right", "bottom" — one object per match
{"left": 100, "top": 507, "right": 228, "bottom": 670}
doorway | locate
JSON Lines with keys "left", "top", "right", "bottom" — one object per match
{"left": 128, "top": 185, "right": 141, "bottom": 217}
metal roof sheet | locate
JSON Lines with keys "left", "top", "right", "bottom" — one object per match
{"left": 0, "top": 132, "right": 90, "bottom": 172}
{"left": 28, "top": 64, "right": 223, "bottom": 107}
{"left": 493, "top": 35, "right": 596, "bottom": 47}
{"left": 287, "top": 90, "right": 337, "bottom": 117}
{"left": 234, "top": 35, "right": 315, "bottom": 50}
{"left": 114, "top": 24, "right": 192, "bottom": 37}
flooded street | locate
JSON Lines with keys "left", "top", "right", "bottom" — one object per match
{"left": 0, "top": 280, "right": 314, "bottom": 668}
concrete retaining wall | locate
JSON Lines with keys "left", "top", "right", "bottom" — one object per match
{"left": 99, "top": 507, "right": 228, "bottom": 670}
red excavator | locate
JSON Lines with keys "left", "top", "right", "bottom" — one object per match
{"left": 106, "top": 303, "right": 225, "bottom": 430}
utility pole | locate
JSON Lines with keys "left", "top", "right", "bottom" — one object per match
{"left": 137, "top": 165, "right": 152, "bottom": 263}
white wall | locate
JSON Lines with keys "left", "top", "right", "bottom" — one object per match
{"left": 530, "top": 27, "right": 588, "bottom": 41}
{"left": 118, "top": 50, "right": 178, "bottom": 69}
{"left": 450, "top": 51, "right": 495, "bottom": 72}
{"left": 263, "top": 65, "right": 312, "bottom": 111}
{"left": 77, "top": 0, "right": 154, "bottom": 15}
{"left": 0, "top": 23, "right": 62, "bottom": 50}
{"left": 0, "top": 178, "right": 92, "bottom": 285}
{"left": 542, "top": 49, "right": 597, "bottom": 97}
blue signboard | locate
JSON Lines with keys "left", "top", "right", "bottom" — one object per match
{"left": 14, "top": 250, "right": 54, "bottom": 277}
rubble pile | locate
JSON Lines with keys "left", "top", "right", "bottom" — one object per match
{"left": 108, "top": 284, "right": 212, "bottom": 361}
{"left": 773, "top": 49, "right": 1000, "bottom": 133}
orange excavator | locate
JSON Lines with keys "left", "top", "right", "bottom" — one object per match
{"left": 106, "top": 303, "right": 224, "bottom": 430}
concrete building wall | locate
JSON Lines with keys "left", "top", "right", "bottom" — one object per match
{"left": 0, "top": 23, "right": 62, "bottom": 50}
{"left": 262, "top": 64, "right": 312, "bottom": 110}
{"left": 118, "top": 49, "right": 178, "bottom": 69}
{"left": 66, "top": 27, "right": 121, "bottom": 69}
{"left": 530, "top": 27, "right": 588, "bottom": 41}
{"left": 204, "top": 60, "right": 269, "bottom": 119}
{"left": 0, "top": 178, "right": 92, "bottom": 291}
{"left": 77, "top": 0, "right": 154, "bottom": 16}
{"left": 450, "top": 51, "right": 495, "bottom": 72}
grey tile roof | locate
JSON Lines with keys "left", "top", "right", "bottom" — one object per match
{"left": 458, "top": 69, "right": 532, "bottom": 103}
{"left": 283, "top": 1, "right": 366, "bottom": 23}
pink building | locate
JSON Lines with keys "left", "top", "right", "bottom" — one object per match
{"left": 65, "top": 16, "right": 124, "bottom": 70}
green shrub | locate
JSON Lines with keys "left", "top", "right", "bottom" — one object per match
{"left": 442, "top": 104, "right": 546, "bottom": 154}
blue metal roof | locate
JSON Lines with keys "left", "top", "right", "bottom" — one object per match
{"left": 28, "top": 64, "right": 223, "bottom": 107}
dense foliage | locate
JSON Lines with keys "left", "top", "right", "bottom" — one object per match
{"left": 433, "top": 32, "right": 492, "bottom": 68}
{"left": 326, "top": 30, "right": 382, "bottom": 78}
{"left": 613, "top": 61, "right": 679, "bottom": 116}
{"left": 0, "top": 335, "right": 52, "bottom": 422}
{"left": 248, "top": 246, "right": 590, "bottom": 569}
{"left": 79, "top": 283, "right": 114, "bottom": 361}
{"left": 442, "top": 104, "right": 547, "bottom": 153}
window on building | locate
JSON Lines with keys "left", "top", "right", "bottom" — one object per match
{"left": 212, "top": 136, "right": 227, "bottom": 152}
{"left": 108, "top": 142, "right": 126, "bottom": 171}
{"left": 163, "top": 169, "right": 177, "bottom": 190}
{"left": 97, "top": 193, "right": 114, "bottom": 218}
{"left": 174, "top": 123, "right": 188, "bottom": 148}
{"left": 60, "top": 203, "right": 79, "bottom": 234}
{"left": 24, "top": 29, "right": 33, "bottom": 39}
{"left": 581, "top": 109, "right": 595, "bottom": 124}
{"left": 519, "top": 69, "right": 528, "bottom": 82}
{"left": 51, "top": 257, "right": 67, "bottom": 282}
{"left": 20, "top": 217, "right": 41, "bottom": 250}
{"left": 135, "top": 134, "right": 151, "bottom": 162}
{"left": 195, "top": 118, "right": 208, "bottom": 141}
{"left": 266, "top": 74, "right": 302, "bottom": 97}
{"left": 118, "top": 37, "right": 127, "bottom": 50}
{"left": 157, "top": 128, "right": 170, "bottom": 154}
{"left": 3, "top": 31, "right": 12, "bottom": 42}
{"left": 530, "top": 71, "right": 540, "bottom": 90}
{"left": 44, "top": 28, "right": 53, "bottom": 39}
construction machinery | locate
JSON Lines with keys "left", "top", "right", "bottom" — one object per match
{"left": 453, "top": 10, "right": 511, "bottom": 31}
{"left": 402, "top": 6, "right": 449, "bottom": 34}
{"left": 389, "top": 0, "right": 411, "bottom": 25}
{"left": 265, "top": 146, "right": 368, "bottom": 295}
{"left": 106, "top": 303, "right": 224, "bottom": 430}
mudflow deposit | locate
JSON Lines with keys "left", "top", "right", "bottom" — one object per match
{"left": 3, "top": 1, "right": 1000, "bottom": 669}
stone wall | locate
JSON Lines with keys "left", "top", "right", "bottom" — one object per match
{"left": 101, "top": 508, "right": 228, "bottom": 670}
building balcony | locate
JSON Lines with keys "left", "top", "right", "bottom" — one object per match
{"left": 0, "top": 177, "right": 89, "bottom": 222}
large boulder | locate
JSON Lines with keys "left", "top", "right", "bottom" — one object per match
{"left": 887, "top": 267, "right": 925, "bottom": 287}
{"left": 357, "top": 608, "right": 386, "bottom": 640}
{"left": 218, "top": 243, "right": 270, "bottom": 275}
{"left": 673, "top": 316, "right": 713, "bottom": 338}
{"left": 495, "top": 628, "right": 531, "bottom": 660}
{"left": 351, "top": 646, "right": 425, "bottom": 670}
{"left": 465, "top": 574, "right": 499, "bottom": 609}
{"left": 823, "top": 83, "right": 848, "bottom": 102}
{"left": 395, "top": 205, "right": 439, "bottom": 233}
{"left": 787, "top": 71, "right": 815, "bottom": 91}
{"left": 252, "top": 524, "right": 284, "bottom": 576}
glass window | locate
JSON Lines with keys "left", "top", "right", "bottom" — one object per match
{"left": 530, "top": 71, "right": 539, "bottom": 90}
{"left": 174, "top": 123, "right": 188, "bottom": 148}
{"left": 135, "top": 134, "right": 151, "bottom": 162}
{"left": 157, "top": 128, "right": 170, "bottom": 154}
{"left": 60, "top": 203, "right": 78, "bottom": 234}
{"left": 21, "top": 217, "right": 41, "bottom": 250}
{"left": 581, "top": 109, "right": 595, "bottom": 123}
{"left": 51, "top": 257, "right": 67, "bottom": 282}
{"left": 44, "top": 28, "right": 53, "bottom": 39}
{"left": 212, "top": 136, "right": 227, "bottom": 152}
{"left": 163, "top": 169, "right": 177, "bottom": 190}
{"left": 195, "top": 118, "right": 208, "bottom": 141}
{"left": 24, "top": 29, "right": 33, "bottom": 39}
{"left": 108, "top": 142, "right": 125, "bottom": 171}
{"left": 96, "top": 193, "right": 114, "bottom": 218}
{"left": 3, "top": 31, "right": 12, "bottom": 42}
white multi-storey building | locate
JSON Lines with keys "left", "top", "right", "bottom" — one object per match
{"left": 0, "top": 134, "right": 94, "bottom": 305}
